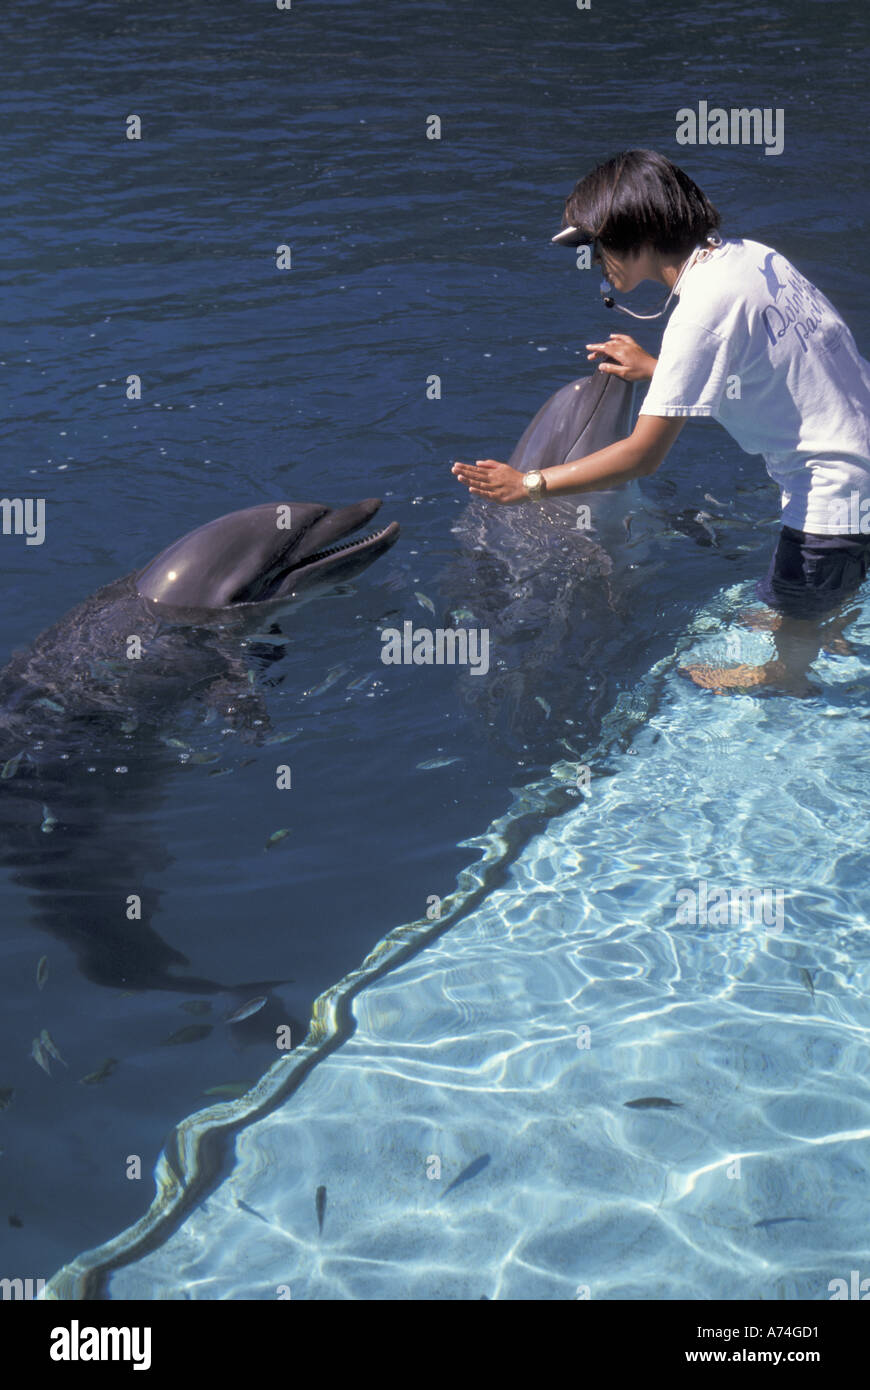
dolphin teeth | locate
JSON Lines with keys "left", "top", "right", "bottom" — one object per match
{"left": 296, "top": 526, "right": 391, "bottom": 567}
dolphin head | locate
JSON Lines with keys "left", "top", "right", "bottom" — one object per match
{"left": 136, "top": 499, "right": 399, "bottom": 612}
{"left": 507, "top": 370, "right": 636, "bottom": 475}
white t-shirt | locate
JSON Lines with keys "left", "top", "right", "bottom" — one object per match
{"left": 638, "top": 237, "right": 870, "bottom": 535}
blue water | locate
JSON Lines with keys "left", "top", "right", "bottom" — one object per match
{"left": 1, "top": 0, "right": 868, "bottom": 1297}
{"left": 55, "top": 582, "right": 870, "bottom": 1300}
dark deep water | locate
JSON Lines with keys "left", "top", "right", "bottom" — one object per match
{"left": 0, "top": 0, "right": 867, "bottom": 1280}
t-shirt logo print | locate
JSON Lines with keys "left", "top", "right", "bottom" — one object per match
{"left": 758, "top": 251, "right": 787, "bottom": 301}
{"left": 760, "top": 254, "right": 827, "bottom": 355}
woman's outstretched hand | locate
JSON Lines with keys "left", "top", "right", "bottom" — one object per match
{"left": 451, "top": 459, "right": 527, "bottom": 504}
{"left": 585, "top": 334, "right": 658, "bottom": 381}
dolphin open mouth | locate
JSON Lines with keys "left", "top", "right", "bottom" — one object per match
{"left": 277, "top": 522, "right": 400, "bottom": 586}
{"left": 294, "top": 524, "right": 397, "bottom": 567}
{"left": 136, "top": 498, "right": 400, "bottom": 611}
{"left": 234, "top": 503, "right": 400, "bottom": 606}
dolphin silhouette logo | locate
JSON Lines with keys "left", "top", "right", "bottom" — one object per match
{"left": 759, "top": 251, "right": 787, "bottom": 301}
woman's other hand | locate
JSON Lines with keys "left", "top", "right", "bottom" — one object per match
{"left": 585, "top": 334, "right": 658, "bottom": 381}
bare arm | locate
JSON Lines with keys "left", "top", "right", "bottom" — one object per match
{"left": 452, "top": 413, "right": 686, "bottom": 503}
{"left": 540, "top": 413, "right": 686, "bottom": 496}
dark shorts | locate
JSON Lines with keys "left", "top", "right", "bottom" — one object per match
{"left": 755, "top": 525, "right": 870, "bottom": 618}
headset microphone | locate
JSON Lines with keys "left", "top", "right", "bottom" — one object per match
{"left": 598, "top": 233, "right": 723, "bottom": 320}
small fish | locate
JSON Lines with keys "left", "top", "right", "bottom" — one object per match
{"left": 0, "top": 1088, "right": 15, "bottom": 1111}
{"left": 305, "top": 664, "right": 350, "bottom": 698}
{"left": 160, "top": 1024, "right": 213, "bottom": 1046}
{"left": 207, "top": 767, "right": 234, "bottom": 777}
{"left": 346, "top": 672, "right": 373, "bottom": 692}
{"left": 40, "top": 1029, "right": 67, "bottom": 1067}
{"left": 265, "top": 828, "right": 291, "bottom": 850}
{"left": 800, "top": 968, "right": 816, "bottom": 1000}
{"left": 34, "top": 697, "right": 64, "bottom": 713}
{"left": 1, "top": 751, "right": 25, "bottom": 780}
{"left": 225, "top": 996, "right": 268, "bottom": 1025}
{"left": 695, "top": 510, "right": 718, "bottom": 542}
{"left": 36, "top": 956, "right": 49, "bottom": 991}
{"left": 162, "top": 737, "right": 190, "bottom": 749}
{"left": 441, "top": 1153, "right": 491, "bottom": 1198}
{"left": 315, "top": 1184, "right": 327, "bottom": 1233}
{"left": 236, "top": 1198, "right": 270, "bottom": 1225}
{"left": 672, "top": 509, "right": 717, "bottom": 548}
{"left": 753, "top": 1216, "right": 812, "bottom": 1230}
{"left": 415, "top": 592, "right": 436, "bottom": 615}
{"left": 40, "top": 805, "right": 57, "bottom": 834}
{"left": 416, "top": 757, "right": 461, "bottom": 770}
{"left": 264, "top": 731, "right": 298, "bottom": 745}
{"left": 450, "top": 607, "right": 478, "bottom": 625}
{"left": 31, "top": 1038, "right": 52, "bottom": 1075}
{"left": 188, "top": 751, "right": 219, "bottom": 765}
{"left": 535, "top": 696, "right": 551, "bottom": 719}
{"left": 181, "top": 1000, "right": 212, "bottom": 1016}
{"left": 245, "top": 632, "right": 290, "bottom": 647}
{"left": 79, "top": 1057, "right": 119, "bottom": 1086}
{"left": 704, "top": 492, "right": 726, "bottom": 508}
{"left": 202, "top": 1082, "right": 253, "bottom": 1100}
{"left": 624, "top": 1097, "right": 682, "bottom": 1110}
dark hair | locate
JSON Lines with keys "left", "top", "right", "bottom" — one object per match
{"left": 562, "top": 149, "right": 720, "bottom": 256}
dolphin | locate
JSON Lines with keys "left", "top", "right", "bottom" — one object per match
{"left": 0, "top": 497, "right": 399, "bottom": 992}
{"left": 454, "top": 371, "right": 641, "bottom": 579}
{"left": 445, "top": 372, "right": 648, "bottom": 746}
{"left": 0, "top": 498, "right": 399, "bottom": 738}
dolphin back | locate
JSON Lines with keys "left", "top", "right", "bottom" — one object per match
{"left": 507, "top": 372, "right": 636, "bottom": 474}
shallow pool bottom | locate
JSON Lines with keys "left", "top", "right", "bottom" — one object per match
{"left": 48, "top": 585, "right": 870, "bottom": 1300}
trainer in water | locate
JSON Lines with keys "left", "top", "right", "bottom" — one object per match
{"left": 452, "top": 149, "right": 870, "bottom": 691}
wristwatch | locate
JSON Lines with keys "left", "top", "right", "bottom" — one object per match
{"left": 523, "top": 470, "right": 547, "bottom": 501}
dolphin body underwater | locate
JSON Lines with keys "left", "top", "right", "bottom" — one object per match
{"left": 447, "top": 370, "right": 650, "bottom": 747}
{"left": 0, "top": 499, "right": 398, "bottom": 991}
